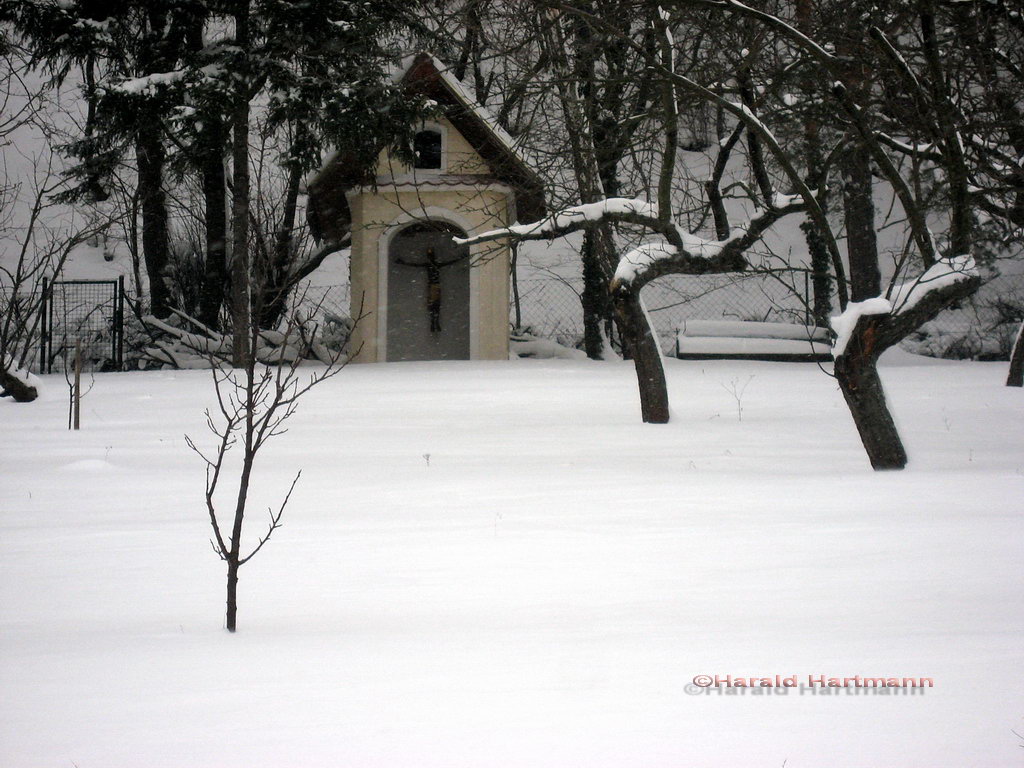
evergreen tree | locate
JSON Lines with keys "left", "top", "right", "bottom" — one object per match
{"left": 2, "top": 0, "right": 200, "bottom": 318}
{"left": 4, "top": 0, "right": 427, "bottom": 337}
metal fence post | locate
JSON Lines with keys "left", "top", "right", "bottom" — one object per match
{"left": 46, "top": 278, "right": 55, "bottom": 374}
{"left": 40, "top": 277, "right": 49, "bottom": 374}
{"left": 116, "top": 275, "right": 125, "bottom": 369}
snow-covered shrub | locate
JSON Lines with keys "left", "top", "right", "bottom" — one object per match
{"left": 510, "top": 329, "right": 587, "bottom": 360}
{"left": 122, "top": 309, "right": 163, "bottom": 370}
{"left": 315, "top": 312, "right": 353, "bottom": 357}
{"left": 134, "top": 309, "right": 348, "bottom": 370}
{"left": 901, "top": 278, "right": 1023, "bottom": 361}
{"left": 165, "top": 234, "right": 206, "bottom": 320}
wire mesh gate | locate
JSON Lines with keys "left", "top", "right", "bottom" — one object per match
{"left": 40, "top": 277, "right": 125, "bottom": 374}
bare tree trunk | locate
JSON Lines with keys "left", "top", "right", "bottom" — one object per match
{"left": 510, "top": 242, "right": 522, "bottom": 329}
{"left": 803, "top": 219, "right": 833, "bottom": 326}
{"left": 73, "top": 339, "right": 81, "bottom": 431}
{"left": 225, "top": 378, "right": 256, "bottom": 632}
{"left": 1007, "top": 319, "right": 1024, "bottom": 387}
{"left": 539, "top": 9, "right": 622, "bottom": 360}
{"left": 257, "top": 147, "right": 304, "bottom": 331}
{"left": 836, "top": 150, "right": 905, "bottom": 469}
{"left": 842, "top": 144, "right": 881, "bottom": 302}
{"left": 834, "top": 355, "right": 907, "bottom": 469}
{"left": 136, "top": 122, "right": 172, "bottom": 319}
{"left": 198, "top": 115, "right": 229, "bottom": 330}
{"left": 920, "top": 4, "right": 972, "bottom": 258}
{"left": 185, "top": 14, "right": 229, "bottom": 331}
{"left": 230, "top": 3, "right": 251, "bottom": 367}
{"left": 614, "top": 288, "right": 669, "bottom": 424}
{"left": 796, "top": 27, "right": 833, "bottom": 328}
{"left": 581, "top": 228, "right": 615, "bottom": 358}
{"left": 134, "top": 9, "right": 174, "bottom": 320}
{"left": 225, "top": 558, "right": 239, "bottom": 632}
{"left": 833, "top": 102, "right": 909, "bottom": 467}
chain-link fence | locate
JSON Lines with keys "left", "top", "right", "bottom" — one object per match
{"left": 514, "top": 270, "right": 1023, "bottom": 359}
{"left": 266, "top": 267, "right": 1024, "bottom": 362}
{"left": 9, "top": 267, "right": 1016, "bottom": 374}
{"left": 513, "top": 271, "right": 819, "bottom": 352}
{"left": 290, "top": 283, "right": 351, "bottom": 324}
{"left": 293, "top": 272, "right": 815, "bottom": 351}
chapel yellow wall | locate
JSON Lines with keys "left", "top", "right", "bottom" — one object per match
{"left": 348, "top": 185, "right": 511, "bottom": 363}
{"left": 373, "top": 116, "right": 489, "bottom": 177}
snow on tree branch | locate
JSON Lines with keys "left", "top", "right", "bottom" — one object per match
{"left": 829, "top": 299, "right": 893, "bottom": 358}
{"left": 610, "top": 200, "right": 805, "bottom": 290}
{"left": 873, "top": 132, "right": 942, "bottom": 161}
{"left": 453, "top": 198, "right": 664, "bottom": 246}
{"left": 613, "top": 241, "right": 686, "bottom": 285}
{"left": 830, "top": 255, "right": 980, "bottom": 357}
{"left": 113, "top": 70, "right": 185, "bottom": 96}
{"left": 457, "top": 194, "right": 804, "bottom": 294}
{"left": 886, "top": 254, "right": 978, "bottom": 315}
{"left": 612, "top": 226, "right": 751, "bottom": 286}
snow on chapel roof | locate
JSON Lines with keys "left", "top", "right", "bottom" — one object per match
{"left": 410, "top": 53, "right": 523, "bottom": 164}
{"left": 307, "top": 52, "right": 545, "bottom": 242}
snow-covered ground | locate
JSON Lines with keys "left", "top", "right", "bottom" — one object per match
{"left": 1, "top": 353, "right": 1022, "bottom": 767}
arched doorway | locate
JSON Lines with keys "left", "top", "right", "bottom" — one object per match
{"left": 386, "top": 222, "right": 470, "bottom": 361}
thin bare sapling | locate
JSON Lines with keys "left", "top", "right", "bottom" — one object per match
{"left": 185, "top": 309, "right": 349, "bottom": 632}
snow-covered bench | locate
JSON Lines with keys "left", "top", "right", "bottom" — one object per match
{"left": 674, "top": 320, "right": 832, "bottom": 362}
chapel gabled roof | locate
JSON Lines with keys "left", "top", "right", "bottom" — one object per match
{"left": 307, "top": 52, "right": 546, "bottom": 242}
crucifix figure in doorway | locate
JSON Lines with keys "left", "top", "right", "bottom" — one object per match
{"left": 395, "top": 247, "right": 462, "bottom": 332}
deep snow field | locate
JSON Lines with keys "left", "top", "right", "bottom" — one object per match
{"left": 1, "top": 352, "right": 1022, "bottom": 767}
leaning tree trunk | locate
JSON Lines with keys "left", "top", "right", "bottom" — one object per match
{"left": 0, "top": 366, "right": 38, "bottom": 402}
{"left": 834, "top": 270, "right": 982, "bottom": 470}
{"left": 1007, "top": 319, "right": 1024, "bottom": 387}
{"left": 613, "top": 287, "right": 669, "bottom": 424}
{"left": 834, "top": 330, "right": 907, "bottom": 470}
{"left": 835, "top": 139, "right": 905, "bottom": 469}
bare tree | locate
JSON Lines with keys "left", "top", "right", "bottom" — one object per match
{"left": 460, "top": 2, "right": 811, "bottom": 423}
{"left": 185, "top": 308, "right": 350, "bottom": 632}
{"left": 681, "top": 0, "right": 982, "bottom": 468}
{"left": 423, "top": 1, "right": 674, "bottom": 360}
{"left": 1, "top": 140, "right": 107, "bottom": 402}
{"left": 459, "top": 0, "right": 985, "bottom": 469}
